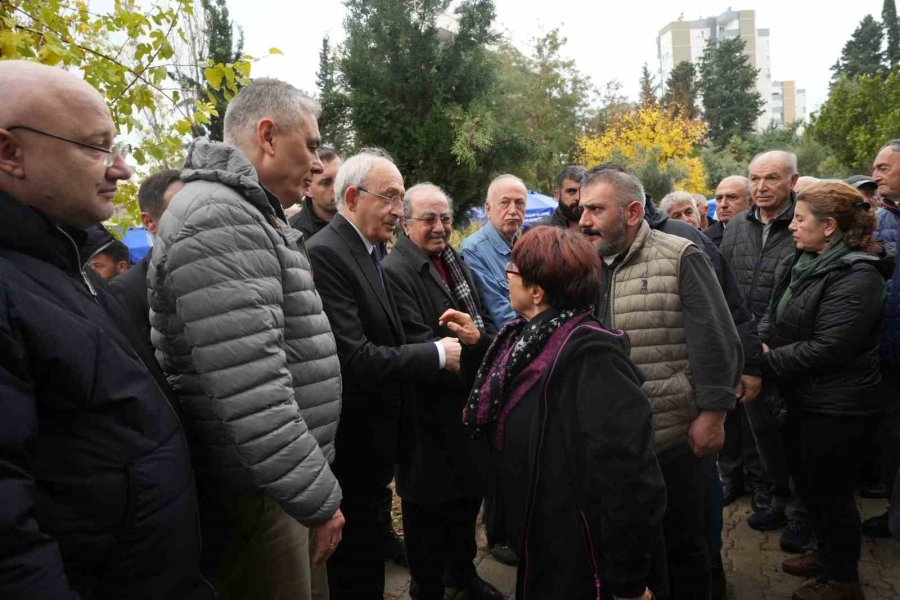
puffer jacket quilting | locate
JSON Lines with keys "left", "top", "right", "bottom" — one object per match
{"left": 877, "top": 205, "right": 900, "bottom": 365}
{"left": 148, "top": 138, "right": 342, "bottom": 526}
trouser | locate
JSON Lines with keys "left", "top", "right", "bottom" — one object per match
{"left": 880, "top": 372, "right": 900, "bottom": 494}
{"left": 719, "top": 403, "right": 767, "bottom": 491}
{"left": 327, "top": 491, "right": 385, "bottom": 600}
{"left": 782, "top": 412, "right": 876, "bottom": 583}
{"left": 743, "top": 387, "right": 806, "bottom": 521}
{"left": 402, "top": 497, "right": 481, "bottom": 600}
{"left": 707, "top": 463, "right": 724, "bottom": 554}
{"left": 658, "top": 444, "right": 713, "bottom": 600}
{"left": 212, "top": 494, "right": 319, "bottom": 600}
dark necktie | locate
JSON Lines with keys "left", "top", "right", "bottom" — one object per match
{"left": 370, "top": 246, "right": 386, "bottom": 290}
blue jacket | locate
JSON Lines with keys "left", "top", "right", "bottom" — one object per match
{"left": 877, "top": 203, "right": 900, "bottom": 365}
{"left": 460, "top": 222, "right": 517, "bottom": 330}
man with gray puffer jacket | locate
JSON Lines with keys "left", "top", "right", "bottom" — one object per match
{"left": 148, "top": 78, "right": 344, "bottom": 600}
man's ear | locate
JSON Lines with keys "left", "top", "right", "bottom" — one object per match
{"left": 116, "top": 260, "right": 130, "bottom": 274}
{"left": 625, "top": 200, "right": 645, "bottom": 227}
{"left": 255, "top": 119, "right": 277, "bottom": 157}
{"left": 344, "top": 186, "right": 359, "bottom": 211}
{"left": 0, "top": 129, "right": 26, "bottom": 179}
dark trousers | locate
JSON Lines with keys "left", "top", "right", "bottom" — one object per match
{"left": 327, "top": 491, "right": 384, "bottom": 600}
{"left": 658, "top": 444, "right": 713, "bottom": 600}
{"left": 743, "top": 387, "right": 806, "bottom": 521}
{"left": 402, "top": 497, "right": 481, "bottom": 600}
{"left": 782, "top": 412, "right": 876, "bottom": 583}
{"left": 880, "top": 374, "right": 900, "bottom": 493}
{"left": 719, "top": 403, "right": 767, "bottom": 491}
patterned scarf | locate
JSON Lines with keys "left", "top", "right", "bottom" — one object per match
{"left": 440, "top": 245, "right": 485, "bottom": 330}
{"left": 462, "top": 308, "right": 591, "bottom": 449}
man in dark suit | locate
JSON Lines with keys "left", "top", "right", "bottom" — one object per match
{"left": 306, "top": 149, "right": 462, "bottom": 600}
{"left": 382, "top": 183, "right": 501, "bottom": 600}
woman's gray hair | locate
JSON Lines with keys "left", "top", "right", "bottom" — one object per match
{"left": 334, "top": 147, "right": 396, "bottom": 209}
{"left": 659, "top": 191, "right": 698, "bottom": 216}
{"left": 403, "top": 183, "right": 453, "bottom": 218}
{"left": 223, "top": 78, "right": 321, "bottom": 147}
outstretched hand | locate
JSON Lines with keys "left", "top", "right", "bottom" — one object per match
{"left": 439, "top": 308, "right": 482, "bottom": 346}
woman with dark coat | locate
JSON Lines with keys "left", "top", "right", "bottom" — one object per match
{"left": 446, "top": 226, "right": 666, "bottom": 600}
{"left": 759, "top": 181, "right": 893, "bottom": 600}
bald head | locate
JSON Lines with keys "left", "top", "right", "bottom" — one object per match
{"left": 0, "top": 61, "right": 130, "bottom": 228}
{"left": 748, "top": 150, "right": 799, "bottom": 221}
{"left": 485, "top": 174, "right": 527, "bottom": 242}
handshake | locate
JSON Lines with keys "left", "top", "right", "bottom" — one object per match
{"left": 436, "top": 308, "right": 482, "bottom": 374}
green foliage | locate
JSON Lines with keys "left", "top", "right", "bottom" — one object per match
{"left": 697, "top": 37, "right": 763, "bottom": 148}
{"left": 316, "top": 36, "right": 353, "bottom": 153}
{"left": 1, "top": 0, "right": 258, "bottom": 226}
{"left": 885, "top": 0, "right": 900, "bottom": 69}
{"left": 810, "top": 72, "right": 900, "bottom": 172}
{"left": 662, "top": 61, "right": 699, "bottom": 120}
{"left": 612, "top": 146, "right": 686, "bottom": 202}
{"left": 831, "top": 15, "right": 885, "bottom": 82}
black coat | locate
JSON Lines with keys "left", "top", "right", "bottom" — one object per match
{"left": 720, "top": 197, "right": 798, "bottom": 320}
{"left": 704, "top": 220, "right": 725, "bottom": 247}
{"left": 761, "top": 251, "right": 893, "bottom": 418}
{"left": 288, "top": 196, "right": 329, "bottom": 242}
{"left": 0, "top": 193, "right": 207, "bottom": 600}
{"left": 306, "top": 214, "right": 442, "bottom": 494}
{"left": 507, "top": 318, "right": 666, "bottom": 599}
{"left": 382, "top": 234, "right": 494, "bottom": 503}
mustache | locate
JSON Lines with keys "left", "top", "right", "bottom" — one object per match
{"left": 581, "top": 228, "right": 602, "bottom": 237}
{"left": 426, "top": 232, "right": 448, "bottom": 240}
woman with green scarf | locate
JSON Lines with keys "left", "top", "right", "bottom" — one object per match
{"left": 759, "top": 181, "right": 893, "bottom": 600}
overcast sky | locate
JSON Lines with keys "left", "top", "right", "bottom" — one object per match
{"left": 232, "top": 1, "right": 888, "bottom": 115}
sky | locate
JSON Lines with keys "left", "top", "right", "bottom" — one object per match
{"left": 230, "top": 0, "right": 891, "bottom": 115}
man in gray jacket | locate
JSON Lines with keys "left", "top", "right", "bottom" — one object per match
{"left": 148, "top": 78, "right": 344, "bottom": 600}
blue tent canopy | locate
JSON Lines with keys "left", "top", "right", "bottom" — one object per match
{"left": 121, "top": 226, "right": 154, "bottom": 263}
{"left": 465, "top": 190, "right": 557, "bottom": 224}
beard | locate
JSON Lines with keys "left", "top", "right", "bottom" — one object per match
{"left": 582, "top": 214, "right": 628, "bottom": 258}
{"left": 559, "top": 201, "right": 583, "bottom": 222}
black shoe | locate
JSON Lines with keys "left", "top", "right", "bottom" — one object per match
{"left": 383, "top": 530, "right": 408, "bottom": 567}
{"left": 710, "top": 552, "right": 727, "bottom": 600}
{"left": 722, "top": 480, "right": 744, "bottom": 506}
{"left": 780, "top": 518, "right": 814, "bottom": 553}
{"left": 859, "top": 482, "right": 889, "bottom": 499}
{"left": 751, "top": 488, "right": 771, "bottom": 513}
{"left": 748, "top": 505, "right": 787, "bottom": 531}
{"left": 861, "top": 511, "right": 891, "bottom": 537}
{"left": 464, "top": 575, "right": 504, "bottom": 600}
{"left": 489, "top": 543, "right": 519, "bottom": 566}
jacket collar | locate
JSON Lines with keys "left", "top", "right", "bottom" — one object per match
{"left": 181, "top": 137, "right": 286, "bottom": 223}
{"left": 483, "top": 221, "right": 515, "bottom": 256}
{"left": 0, "top": 190, "right": 88, "bottom": 274}
{"left": 617, "top": 220, "right": 653, "bottom": 269}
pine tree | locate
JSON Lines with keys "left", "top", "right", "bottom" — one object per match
{"left": 831, "top": 15, "right": 884, "bottom": 81}
{"left": 697, "top": 37, "right": 763, "bottom": 147}
{"left": 884, "top": 0, "right": 900, "bottom": 69}
{"left": 202, "top": 0, "right": 244, "bottom": 141}
{"left": 639, "top": 63, "right": 657, "bottom": 106}
{"left": 662, "top": 61, "right": 699, "bottom": 119}
{"left": 316, "top": 36, "right": 353, "bottom": 153}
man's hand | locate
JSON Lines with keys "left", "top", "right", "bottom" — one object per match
{"left": 438, "top": 308, "right": 482, "bottom": 345}
{"left": 688, "top": 410, "right": 726, "bottom": 457}
{"left": 439, "top": 337, "right": 462, "bottom": 373}
{"left": 737, "top": 374, "right": 762, "bottom": 404}
{"left": 311, "top": 509, "right": 345, "bottom": 568}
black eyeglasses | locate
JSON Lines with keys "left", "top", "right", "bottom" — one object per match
{"left": 358, "top": 186, "right": 402, "bottom": 206}
{"left": 6, "top": 125, "right": 130, "bottom": 167}
{"left": 407, "top": 213, "right": 452, "bottom": 226}
{"left": 504, "top": 261, "right": 520, "bottom": 278}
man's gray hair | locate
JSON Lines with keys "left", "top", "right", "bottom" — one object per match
{"left": 485, "top": 174, "right": 527, "bottom": 205}
{"left": 718, "top": 175, "right": 752, "bottom": 199}
{"left": 749, "top": 150, "right": 798, "bottom": 175}
{"left": 334, "top": 147, "right": 396, "bottom": 209}
{"left": 403, "top": 183, "right": 453, "bottom": 219}
{"left": 880, "top": 139, "right": 900, "bottom": 153}
{"left": 659, "top": 191, "right": 698, "bottom": 216}
{"left": 582, "top": 166, "right": 646, "bottom": 210}
{"left": 223, "top": 78, "right": 321, "bottom": 147}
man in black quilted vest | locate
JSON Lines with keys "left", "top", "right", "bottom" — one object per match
{"left": 720, "top": 150, "right": 812, "bottom": 553}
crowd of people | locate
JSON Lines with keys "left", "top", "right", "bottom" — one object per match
{"left": 2, "top": 60, "right": 899, "bottom": 600}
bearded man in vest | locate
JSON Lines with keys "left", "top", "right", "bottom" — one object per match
{"left": 579, "top": 166, "right": 743, "bottom": 600}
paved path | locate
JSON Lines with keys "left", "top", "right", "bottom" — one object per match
{"left": 384, "top": 496, "right": 900, "bottom": 599}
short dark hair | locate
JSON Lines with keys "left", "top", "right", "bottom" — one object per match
{"left": 511, "top": 226, "right": 600, "bottom": 311}
{"left": 138, "top": 169, "right": 181, "bottom": 220}
{"left": 581, "top": 164, "right": 646, "bottom": 209}
{"left": 556, "top": 165, "right": 586, "bottom": 190}
{"left": 319, "top": 146, "right": 339, "bottom": 164}
{"left": 97, "top": 240, "right": 131, "bottom": 264}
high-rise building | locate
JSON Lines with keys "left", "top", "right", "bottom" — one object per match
{"left": 770, "top": 80, "right": 807, "bottom": 128}
{"left": 657, "top": 9, "right": 796, "bottom": 130}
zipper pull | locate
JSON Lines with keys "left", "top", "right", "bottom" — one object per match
{"left": 81, "top": 270, "right": 98, "bottom": 298}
